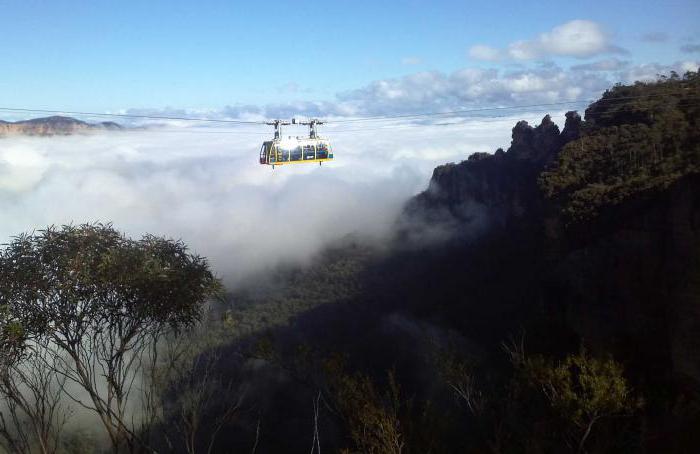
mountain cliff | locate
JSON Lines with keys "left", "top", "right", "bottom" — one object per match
{"left": 400, "top": 111, "right": 582, "bottom": 242}
{"left": 404, "top": 71, "right": 699, "bottom": 235}
{"left": 399, "top": 72, "right": 700, "bottom": 379}
{"left": 386, "top": 71, "right": 700, "bottom": 450}
{"left": 0, "top": 115, "right": 121, "bottom": 136}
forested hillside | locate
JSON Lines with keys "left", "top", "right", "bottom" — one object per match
{"left": 541, "top": 72, "right": 700, "bottom": 222}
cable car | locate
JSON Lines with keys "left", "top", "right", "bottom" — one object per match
{"left": 259, "top": 119, "right": 333, "bottom": 168}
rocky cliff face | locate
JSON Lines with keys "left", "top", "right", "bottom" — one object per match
{"left": 0, "top": 116, "right": 121, "bottom": 136}
{"left": 393, "top": 78, "right": 700, "bottom": 445}
{"left": 400, "top": 111, "right": 582, "bottom": 242}
{"left": 405, "top": 151, "right": 700, "bottom": 381}
{"left": 401, "top": 100, "right": 699, "bottom": 363}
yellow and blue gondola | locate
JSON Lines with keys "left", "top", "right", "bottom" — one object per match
{"left": 259, "top": 119, "right": 333, "bottom": 168}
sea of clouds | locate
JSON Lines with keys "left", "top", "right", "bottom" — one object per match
{"left": 0, "top": 112, "right": 569, "bottom": 285}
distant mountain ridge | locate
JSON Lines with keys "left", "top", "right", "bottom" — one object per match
{"left": 0, "top": 115, "right": 122, "bottom": 136}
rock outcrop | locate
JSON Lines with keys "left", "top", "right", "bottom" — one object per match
{"left": 400, "top": 112, "right": 581, "bottom": 242}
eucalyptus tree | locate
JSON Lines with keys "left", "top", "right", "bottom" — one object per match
{"left": 0, "top": 224, "right": 221, "bottom": 452}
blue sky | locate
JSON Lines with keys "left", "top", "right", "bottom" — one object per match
{"left": 0, "top": 0, "right": 698, "bottom": 114}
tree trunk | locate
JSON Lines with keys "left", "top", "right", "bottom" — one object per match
{"left": 577, "top": 416, "right": 599, "bottom": 454}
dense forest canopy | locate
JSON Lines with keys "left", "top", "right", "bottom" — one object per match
{"left": 540, "top": 71, "right": 700, "bottom": 221}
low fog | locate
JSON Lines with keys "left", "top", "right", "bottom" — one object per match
{"left": 0, "top": 112, "right": 567, "bottom": 285}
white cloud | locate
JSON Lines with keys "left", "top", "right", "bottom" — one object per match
{"left": 64, "top": 58, "right": 694, "bottom": 137}
{"left": 507, "top": 40, "right": 541, "bottom": 60}
{"left": 620, "top": 60, "right": 699, "bottom": 83}
{"left": 535, "top": 20, "right": 611, "bottom": 58}
{"left": 680, "top": 61, "right": 700, "bottom": 73}
{"left": 471, "top": 20, "right": 624, "bottom": 62}
{"left": 333, "top": 60, "right": 696, "bottom": 116}
{"left": 106, "top": 60, "right": 694, "bottom": 124}
{"left": 0, "top": 146, "right": 49, "bottom": 191}
{"left": 337, "top": 66, "right": 610, "bottom": 115}
{"left": 571, "top": 58, "right": 630, "bottom": 71}
{"left": 468, "top": 45, "right": 502, "bottom": 61}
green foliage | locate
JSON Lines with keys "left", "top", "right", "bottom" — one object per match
{"left": 0, "top": 223, "right": 220, "bottom": 337}
{"left": 227, "top": 241, "right": 374, "bottom": 334}
{"left": 0, "top": 305, "right": 25, "bottom": 361}
{"left": 323, "top": 357, "right": 451, "bottom": 454}
{"left": 540, "top": 71, "right": 700, "bottom": 221}
{"left": 0, "top": 223, "right": 221, "bottom": 452}
{"left": 524, "top": 349, "right": 641, "bottom": 427}
{"left": 521, "top": 348, "right": 643, "bottom": 452}
{"left": 327, "top": 366, "right": 405, "bottom": 454}
{"left": 439, "top": 339, "right": 644, "bottom": 453}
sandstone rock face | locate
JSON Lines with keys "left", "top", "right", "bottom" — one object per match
{"left": 508, "top": 114, "right": 561, "bottom": 164}
{"left": 560, "top": 110, "right": 582, "bottom": 144}
{"left": 0, "top": 116, "right": 122, "bottom": 136}
{"left": 398, "top": 103, "right": 699, "bottom": 420}
{"left": 400, "top": 112, "right": 581, "bottom": 242}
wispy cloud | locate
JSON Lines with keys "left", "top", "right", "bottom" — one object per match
{"left": 401, "top": 56, "right": 422, "bottom": 65}
{"left": 640, "top": 32, "right": 669, "bottom": 43}
{"left": 571, "top": 58, "right": 630, "bottom": 72}
{"left": 334, "top": 61, "right": 695, "bottom": 115}
{"left": 680, "top": 44, "right": 700, "bottom": 54}
{"left": 40, "top": 61, "right": 697, "bottom": 130}
{"left": 468, "top": 45, "right": 502, "bottom": 62}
